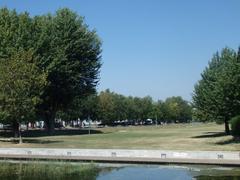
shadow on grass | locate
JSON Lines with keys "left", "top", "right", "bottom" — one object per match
{"left": 191, "top": 132, "right": 227, "bottom": 138}
{"left": 0, "top": 138, "right": 62, "bottom": 144}
{"left": 0, "top": 128, "right": 103, "bottom": 138}
{"left": 216, "top": 138, "right": 240, "bottom": 145}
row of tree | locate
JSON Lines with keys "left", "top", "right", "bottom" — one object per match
{"left": 193, "top": 47, "right": 240, "bottom": 135}
{"left": 2, "top": 7, "right": 236, "bottom": 138}
{"left": 0, "top": 7, "right": 192, "bottom": 138}
{"left": 57, "top": 89, "right": 193, "bottom": 125}
{"left": 0, "top": 8, "right": 102, "bottom": 136}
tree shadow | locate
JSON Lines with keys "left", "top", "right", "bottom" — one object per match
{"left": 0, "top": 131, "right": 13, "bottom": 138}
{"left": 23, "top": 139, "right": 63, "bottom": 144}
{"left": 216, "top": 138, "right": 240, "bottom": 145}
{"left": 204, "top": 131, "right": 223, "bottom": 134}
{"left": 0, "top": 138, "right": 62, "bottom": 144}
{"left": 191, "top": 132, "right": 228, "bottom": 138}
{"left": 0, "top": 128, "right": 103, "bottom": 138}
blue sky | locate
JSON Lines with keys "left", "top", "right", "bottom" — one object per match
{"left": 1, "top": 0, "right": 240, "bottom": 101}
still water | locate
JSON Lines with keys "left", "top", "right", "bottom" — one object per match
{"left": 97, "top": 164, "right": 240, "bottom": 180}
{"left": 1, "top": 161, "right": 240, "bottom": 180}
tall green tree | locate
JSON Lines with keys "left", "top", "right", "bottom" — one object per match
{"left": 112, "top": 93, "right": 127, "bottom": 121}
{"left": 0, "top": 50, "right": 46, "bottom": 142}
{"left": 148, "top": 100, "right": 165, "bottom": 123}
{"left": 164, "top": 96, "right": 192, "bottom": 123}
{"left": 36, "top": 9, "right": 102, "bottom": 134}
{"left": 97, "top": 90, "right": 115, "bottom": 125}
{"left": 140, "top": 96, "right": 154, "bottom": 120}
{"left": 0, "top": 8, "right": 102, "bottom": 134}
{"left": 193, "top": 47, "right": 240, "bottom": 134}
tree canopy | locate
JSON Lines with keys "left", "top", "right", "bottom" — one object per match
{"left": 0, "top": 50, "right": 46, "bottom": 140}
{"left": 0, "top": 8, "right": 102, "bottom": 134}
{"left": 193, "top": 47, "right": 240, "bottom": 134}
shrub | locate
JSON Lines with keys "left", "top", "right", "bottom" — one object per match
{"left": 230, "top": 115, "right": 240, "bottom": 137}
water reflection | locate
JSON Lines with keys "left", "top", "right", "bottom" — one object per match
{"left": 98, "top": 166, "right": 192, "bottom": 180}
{"left": 97, "top": 164, "right": 240, "bottom": 180}
{"left": 0, "top": 161, "right": 240, "bottom": 180}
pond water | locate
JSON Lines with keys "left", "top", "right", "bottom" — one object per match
{"left": 97, "top": 164, "right": 240, "bottom": 180}
{"left": 0, "top": 161, "right": 240, "bottom": 180}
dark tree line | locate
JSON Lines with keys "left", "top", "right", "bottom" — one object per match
{"left": 58, "top": 89, "right": 193, "bottom": 125}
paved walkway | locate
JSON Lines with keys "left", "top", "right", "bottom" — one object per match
{"left": 0, "top": 148, "right": 239, "bottom": 166}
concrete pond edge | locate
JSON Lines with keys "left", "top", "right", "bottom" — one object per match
{"left": 0, "top": 148, "right": 239, "bottom": 166}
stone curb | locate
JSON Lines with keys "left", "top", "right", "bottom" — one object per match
{"left": 0, "top": 148, "right": 239, "bottom": 165}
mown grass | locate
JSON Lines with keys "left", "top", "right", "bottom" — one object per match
{"left": 0, "top": 123, "right": 239, "bottom": 151}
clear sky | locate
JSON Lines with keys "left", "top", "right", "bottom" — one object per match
{"left": 1, "top": 0, "right": 240, "bottom": 101}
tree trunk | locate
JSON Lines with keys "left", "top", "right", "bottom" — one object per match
{"left": 44, "top": 112, "right": 56, "bottom": 135}
{"left": 12, "top": 121, "right": 19, "bottom": 138}
{"left": 19, "top": 125, "right": 23, "bottom": 144}
{"left": 26, "top": 122, "right": 29, "bottom": 131}
{"left": 224, "top": 118, "right": 230, "bottom": 135}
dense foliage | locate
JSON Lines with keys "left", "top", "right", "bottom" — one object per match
{"left": 0, "top": 50, "right": 46, "bottom": 140}
{"left": 193, "top": 47, "right": 240, "bottom": 134}
{"left": 0, "top": 8, "right": 102, "bottom": 134}
{"left": 58, "top": 89, "right": 192, "bottom": 125}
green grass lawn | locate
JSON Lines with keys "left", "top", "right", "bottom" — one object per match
{"left": 0, "top": 123, "right": 239, "bottom": 151}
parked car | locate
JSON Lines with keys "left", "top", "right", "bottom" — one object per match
{"left": 2, "top": 124, "right": 13, "bottom": 130}
{"left": 144, "top": 119, "right": 153, "bottom": 125}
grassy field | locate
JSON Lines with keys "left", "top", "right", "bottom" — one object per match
{"left": 0, "top": 123, "right": 239, "bottom": 151}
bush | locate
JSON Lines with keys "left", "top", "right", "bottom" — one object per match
{"left": 230, "top": 115, "right": 240, "bottom": 137}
